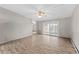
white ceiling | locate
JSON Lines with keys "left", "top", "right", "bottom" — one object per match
{"left": 0, "top": 4, "right": 76, "bottom": 21}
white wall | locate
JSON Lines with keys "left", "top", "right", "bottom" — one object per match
{"left": 0, "top": 7, "right": 32, "bottom": 44}
{"left": 59, "top": 17, "right": 71, "bottom": 38}
{"left": 36, "top": 17, "right": 71, "bottom": 38}
{"left": 71, "top": 5, "right": 79, "bottom": 51}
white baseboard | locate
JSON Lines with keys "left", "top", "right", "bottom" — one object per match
{"left": 0, "top": 33, "right": 32, "bottom": 44}
{"left": 15, "top": 33, "right": 32, "bottom": 40}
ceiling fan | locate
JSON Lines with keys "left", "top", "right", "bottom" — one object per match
{"left": 37, "top": 9, "right": 47, "bottom": 18}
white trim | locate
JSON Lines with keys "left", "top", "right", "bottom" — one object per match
{"left": 0, "top": 33, "right": 32, "bottom": 44}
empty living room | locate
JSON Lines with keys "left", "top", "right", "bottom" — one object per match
{"left": 0, "top": 4, "right": 79, "bottom": 54}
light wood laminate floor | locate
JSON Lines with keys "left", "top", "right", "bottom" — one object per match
{"left": 0, "top": 34, "right": 76, "bottom": 54}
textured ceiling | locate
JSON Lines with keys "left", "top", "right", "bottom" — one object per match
{"left": 0, "top": 4, "right": 76, "bottom": 21}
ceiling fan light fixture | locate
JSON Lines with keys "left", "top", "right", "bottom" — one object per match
{"left": 36, "top": 10, "right": 46, "bottom": 18}
{"left": 38, "top": 15, "right": 42, "bottom": 18}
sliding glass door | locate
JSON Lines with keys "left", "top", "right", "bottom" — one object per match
{"left": 42, "top": 21, "right": 59, "bottom": 36}
{"left": 49, "top": 22, "right": 59, "bottom": 36}
{"left": 43, "top": 23, "right": 49, "bottom": 34}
